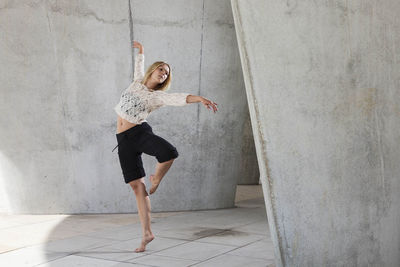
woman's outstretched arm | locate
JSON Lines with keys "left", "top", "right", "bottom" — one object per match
{"left": 186, "top": 95, "right": 218, "bottom": 113}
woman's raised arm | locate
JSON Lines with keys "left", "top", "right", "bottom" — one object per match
{"left": 133, "top": 41, "right": 144, "bottom": 81}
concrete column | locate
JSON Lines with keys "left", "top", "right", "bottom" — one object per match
{"left": 232, "top": 0, "right": 400, "bottom": 266}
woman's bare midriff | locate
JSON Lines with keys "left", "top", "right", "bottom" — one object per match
{"left": 116, "top": 115, "right": 138, "bottom": 134}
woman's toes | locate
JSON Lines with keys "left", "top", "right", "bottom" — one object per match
{"left": 135, "top": 247, "right": 145, "bottom": 253}
{"left": 149, "top": 184, "right": 159, "bottom": 194}
{"left": 134, "top": 235, "right": 154, "bottom": 252}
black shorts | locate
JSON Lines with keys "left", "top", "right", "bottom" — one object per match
{"left": 114, "top": 122, "right": 179, "bottom": 183}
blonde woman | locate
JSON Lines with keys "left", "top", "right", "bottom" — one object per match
{"left": 112, "top": 41, "right": 218, "bottom": 252}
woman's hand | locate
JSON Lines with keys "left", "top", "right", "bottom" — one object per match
{"left": 133, "top": 41, "right": 143, "bottom": 54}
{"left": 201, "top": 97, "right": 218, "bottom": 113}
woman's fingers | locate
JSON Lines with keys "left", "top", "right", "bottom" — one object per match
{"left": 201, "top": 98, "right": 218, "bottom": 113}
{"left": 209, "top": 101, "right": 218, "bottom": 112}
{"left": 211, "top": 103, "right": 218, "bottom": 112}
{"left": 132, "top": 41, "right": 142, "bottom": 48}
{"left": 204, "top": 101, "right": 218, "bottom": 113}
{"left": 211, "top": 102, "right": 218, "bottom": 111}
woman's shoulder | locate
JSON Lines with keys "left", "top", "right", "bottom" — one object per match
{"left": 132, "top": 77, "right": 144, "bottom": 83}
{"left": 128, "top": 79, "right": 146, "bottom": 89}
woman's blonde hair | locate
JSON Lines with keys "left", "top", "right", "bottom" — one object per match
{"left": 141, "top": 61, "right": 172, "bottom": 91}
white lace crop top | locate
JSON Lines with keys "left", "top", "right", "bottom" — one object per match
{"left": 114, "top": 53, "right": 190, "bottom": 124}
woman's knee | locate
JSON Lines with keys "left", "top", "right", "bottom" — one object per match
{"left": 167, "top": 148, "right": 179, "bottom": 160}
{"left": 129, "top": 178, "right": 146, "bottom": 192}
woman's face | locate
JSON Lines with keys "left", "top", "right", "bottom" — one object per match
{"left": 151, "top": 64, "right": 170, "bottom": 84}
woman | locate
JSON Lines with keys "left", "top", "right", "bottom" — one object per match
{"left": 113, "top": 41, "right": 218, "bottom": 252}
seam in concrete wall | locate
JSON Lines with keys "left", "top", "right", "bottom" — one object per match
{"left": 196, "top": 0, "right": 205, "bottom": 137}
{"left": 128, "top": 0, "right": 134, "bottom": 81}
{"left": 45, "top": 1, "right": 75, "bottom": 195}
{"left": 231, "top": 1, "right": 284, "bottom": 266}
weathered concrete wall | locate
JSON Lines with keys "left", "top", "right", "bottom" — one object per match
{"left": 237, "top": 111, "right": 260, "bottom": 185}
{"left": 0, "top": 0, "right": 258, "bottom": 213}
{"left": 232, "top": 0, "right": 400, "bottom": 266}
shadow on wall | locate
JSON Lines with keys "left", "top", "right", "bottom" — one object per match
{"left": 237, "top": 111, "right": 260, "bottom": 185}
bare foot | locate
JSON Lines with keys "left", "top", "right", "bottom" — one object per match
{"left": 134, "top": 233, "right": 155, "bottom": 252}
{"left": 149, "top": 175, "right": 161, "bottom": 194}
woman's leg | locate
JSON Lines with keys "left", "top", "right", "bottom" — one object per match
{"left": 137, "top": 130, "right": 179, "bottom": 194}
{"left": 129, "top": 178, "right": 155, "bottom": 252}
{"left": 149, "top": 158, "right": 175, "bottom": 194}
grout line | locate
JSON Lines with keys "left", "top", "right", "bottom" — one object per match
{"left": 188, "top": 237, "right": 268, "bottom": 266}
{"left": 186, "top": 246, "right": 240, "bottom": 266}
{"left": 223, "top": 250, "right": 275, "bottom": 261}
{"left": 130, "top": 253, "right": 201, "bottom": 265}
{"left": 62, "top": 254, "right": 157, "bottom": 267}
{"left": 151, "top": 235, "right": 194, "bottom": 242}
{"left": 32, "top": 252, "right": 76, "bottom": 267}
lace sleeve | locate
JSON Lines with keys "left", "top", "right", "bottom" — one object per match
{"left": 133, "top": 53, "right": 145, "bottom": 81}
{"left": 154, "top": 91, "right": 190, "bottom": 106}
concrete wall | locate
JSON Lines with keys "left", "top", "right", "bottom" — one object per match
{"left": 0, "top": 0, "right": 258, "bottom": 213}
{"left": 237, "top": 111, "right": 259, "bottom": 185}
{"left": 232, "top": 0, "right": 400, "bottom": 266}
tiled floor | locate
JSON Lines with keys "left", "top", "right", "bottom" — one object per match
{"left": 0, "top": 185, "right": 275, "bottom": 267}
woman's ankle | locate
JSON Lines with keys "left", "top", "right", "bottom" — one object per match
{"left": 143, "top": 230, "right": 153, "bottom": 236}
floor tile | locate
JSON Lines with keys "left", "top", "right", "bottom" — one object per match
{"left": 105, "top": 236, "right": 188, "bottom": 255}
{"left": 0, "top": 215, "right": 68, "bottom": 229}
{"left": 193, "top": 253, "right": 275, "bottom": 267}
{"left": 235, "top": 197, "right": 267, "bottom": 209}
{"left": 154, "top": 241, "right": 236, "bottom": 261}
{"left": 0, "top": 246, "right": 68, "bottom": 267}
{"left": 232, "top": 220, "right": 270, "bottom": 236}
{"left": 111, "top": 262, "right": 150, "bottom": 267}
{"left": 234, "top": 185, "right": 264, "bottom": 202}
{"left": 35, "top": 255, "right": 127, "bottom": 266}
{"left": 84, "top": 224, "right": 142, "bottom": 241}
{"left": 186, "top": 209, "right": 266, "bottom": 229}
{"left": 156, "top": 226, "right": 227, "bottom": 241}
{"left": 0, "top": 244, "right": 19, "bottom": 253}
{"left": 129, "top": 254, "right": 199, "bottom": 267}
{"left": 227, "top": 238, "right": 275, "bottom": 260}
{"left": 76, "top": 246, "right": 140, "bottom": 262}
{"left": 195, "top": 230, "right": 264, "bottom": 246}
{"left": 0, "top": 220, "right": 81, "bottom": 248}
{"left": 40, "top": 236, "right": 118, "bottom": 253}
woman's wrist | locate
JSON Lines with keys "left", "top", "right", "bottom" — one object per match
{"left": 133, "top": 41, "right": 143, "bottom": 53}
{"left": 187, "top": 95, "right": 203, "bottom": 103}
